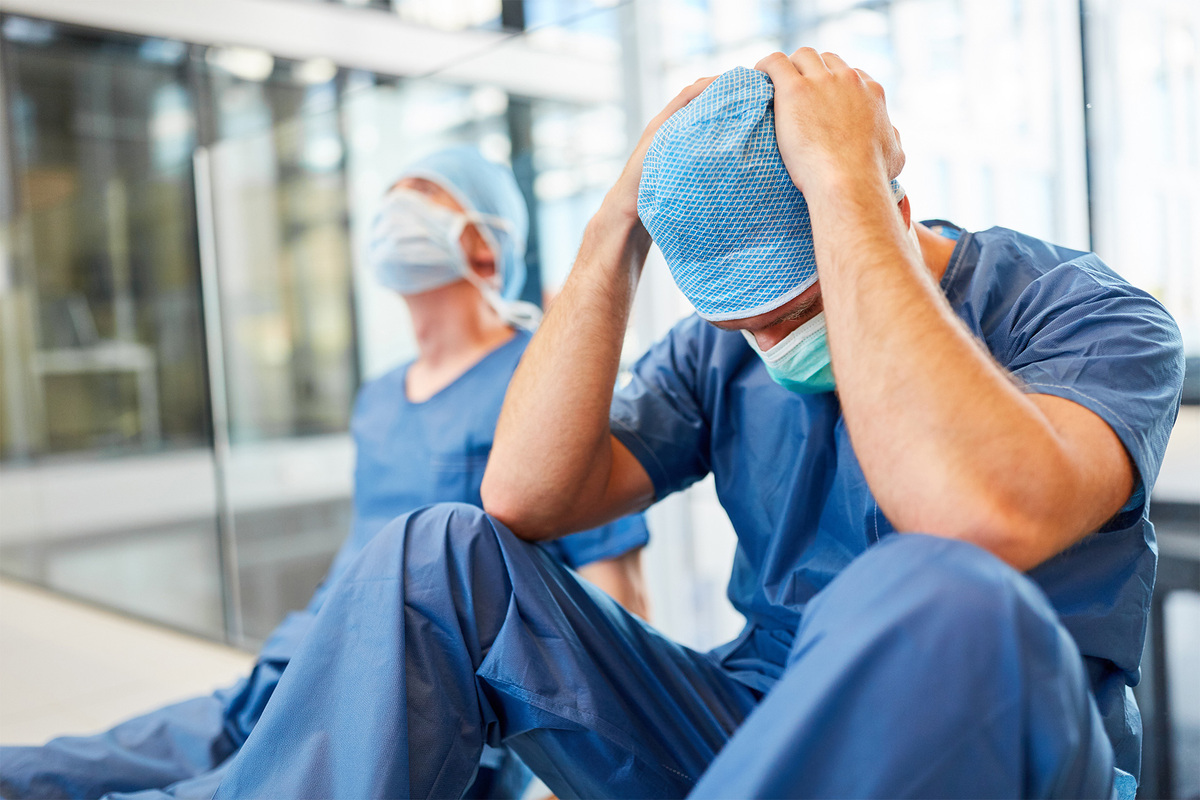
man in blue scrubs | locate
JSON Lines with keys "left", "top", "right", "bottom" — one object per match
{"left": 0, "top": 148, "right": 648, "bottom": 800}
{"left": 207, "top": 54, "right": 1185, "bottom": 799}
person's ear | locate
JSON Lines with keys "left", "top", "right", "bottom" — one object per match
{"left": 461, "top": 223, "right": 498, "bottom": 282}
{"left": 899, "top": 194, "right": 912, "bottom": 228}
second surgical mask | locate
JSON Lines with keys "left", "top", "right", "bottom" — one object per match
{"left": 368, "top": 189, "right": 541, "bottom": 329}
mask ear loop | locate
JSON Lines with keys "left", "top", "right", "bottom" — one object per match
{"left": 457, "top": 213, "right": 543, "bottom": 331}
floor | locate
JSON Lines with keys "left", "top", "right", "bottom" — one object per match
{"left": 0, "top": 577, "right": 254, "bottom": 746}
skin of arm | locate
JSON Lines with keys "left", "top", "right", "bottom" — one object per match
{"left": 756, "top": 49, "right": 1135, "bottom": 570}
{"left": 577, "top": 548, "right": 651, "bottom": 620}
{"left": 480, "top": 78, "right": 716, "bottom": 541}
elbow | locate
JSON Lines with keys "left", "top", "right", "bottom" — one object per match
{"left": 900, "top": 475, "right": 1079, "bottom": 572}
{"left": 480, "top": 477, "right": 557, "bottom": 542}
{"left": 952, "top": 506, "right": 1054, "bottom": 572}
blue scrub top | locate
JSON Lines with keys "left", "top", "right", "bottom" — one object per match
{"left": 610, "top": 225, "right": 1184, "bottom": 780}
{"left": 330, "top": 328, "right": 650, "bottom": 581}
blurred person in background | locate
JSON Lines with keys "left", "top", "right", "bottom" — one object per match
{"left": 0, "top": 147, "right": 649, "bottom": 800}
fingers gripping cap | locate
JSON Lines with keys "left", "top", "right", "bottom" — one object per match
{"left": 638, "top": 67, "right": 904, "bottom": 322}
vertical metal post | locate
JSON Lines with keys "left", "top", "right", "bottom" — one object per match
{"left": 0, "top": 27, "right": 13, "bottom": 229}
{"left": 1077, "top": 0, "right": 1096, "bottom": 254}
{"left": 0, "top": 27, "right": 35, "bottom": 461}
{"left": 506, "top": 100, "right": 542, "bottom": 307}
{"left": 501, "top": 0, "right": 543, "bottom": 308}
{"left": 1149, "top": 591, "right": 1176, "bottom": 799}
{"left": 193, "top": 146, "right": 245, "bottom": 646}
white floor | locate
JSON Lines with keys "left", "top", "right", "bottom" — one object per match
{"left": 0, "top": 577, "right": 254, "bottom": 746}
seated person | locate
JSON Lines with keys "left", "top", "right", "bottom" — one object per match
{"left": 195, "top": 55, "right": 1181, "bottom": 799}
{"left": 0, "top": 147, "right": 649, "bottom": 800}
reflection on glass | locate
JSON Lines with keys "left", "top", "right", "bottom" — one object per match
{"left": 207, "top": 62, "right": 358, "bottom": 444}
{"left": 203, "top": 57, "right": 361, "bottom": 643}
{"left": 284, "top": 0, "right": 505, "bottom": 31}
{"left": 0, "top": 20, "right": 223, "bottom": 637}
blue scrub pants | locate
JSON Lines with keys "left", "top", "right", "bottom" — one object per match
{"left": 207, "top": 502, "right": 1114, "bottom": 799}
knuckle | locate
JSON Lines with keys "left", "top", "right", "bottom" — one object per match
{"left": 756, "top": 52, "right": 782, "bottom": 69}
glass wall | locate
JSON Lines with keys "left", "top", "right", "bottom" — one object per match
{"left": 0, "top": 20, "right": 224, "bottom": 636}
{"left": 1085, "top": 0, "right": 1199, "bottom": 352}
{"left": 0, "top": 13, "right": 612, "bottom": 646}
{"left": 202, "top": 73, "right": 361, "bottom": 642}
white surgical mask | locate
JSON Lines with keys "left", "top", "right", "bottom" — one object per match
{"left": 367, "top": 189, "right": 542, "bottom": 329}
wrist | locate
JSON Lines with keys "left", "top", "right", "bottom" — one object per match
{"left": 800, "top": 161, "right": 891, "bottom": 204}
{"left": 802, "top": 168, "right": 899, "bottom": 234}
{"left": 588, "top": 201, "right": 652, "bottom": 266}
{"left": 597, "top": 186, "right": 642, "bottom": 230}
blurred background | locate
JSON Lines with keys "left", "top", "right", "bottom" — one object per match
{"left": 0, "top": 0, "right": 1195, "bottom": 796}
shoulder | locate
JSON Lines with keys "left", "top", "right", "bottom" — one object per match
{"left": 956, "top": 226, "right": 1154, "bottom": 302}
{"left": 947, "top": 227, "right": 1094, "bottom": 303}
{"left": 625, "top": 313, "right": 758, "bottom": 403}
{"left": 948, "top": 227, "right": 1180, "bottom": 357}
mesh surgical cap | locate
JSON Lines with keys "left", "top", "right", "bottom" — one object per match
{"left": 395, "top": 146, "right": 530, "bottom": 300}
{"left": 638, "top": 66, "right": 905, "bottom": 321}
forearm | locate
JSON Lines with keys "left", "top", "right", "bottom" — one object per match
{"left": 481, "top": 206, "right": 649, "bottom": 539}
{"left": 807, "top": 176, "right": 1101, "bottom": 568}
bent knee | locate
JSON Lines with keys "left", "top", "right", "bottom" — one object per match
{"left": 816, "top": 533, "right": 1063, "bottom": 643}
{"left": 347, "top": 503, "right": 508, "bottom": 580}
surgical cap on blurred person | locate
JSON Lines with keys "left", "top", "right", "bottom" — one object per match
{"left": 393, "top": 146, "right": 530, "bottom": 300}
{"left": 638, "top": 66, "right": 904, "bottom": 322}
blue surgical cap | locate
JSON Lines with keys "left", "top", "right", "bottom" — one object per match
{"left": 396, "top": 146, "right": 529, "bottom": 301}
{"left": 638, "top": 67, "right": 904, "bottom": 321}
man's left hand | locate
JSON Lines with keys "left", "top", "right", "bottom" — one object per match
{"left": 756, "top": 48, "right": 904, "bottom": 198}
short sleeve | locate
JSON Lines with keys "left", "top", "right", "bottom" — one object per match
{"left": 543, "top": 513, "right": 651, "bottom": 569}
{"left": 1001, "top": 257, "right": 1185, "bottom": 511}
{"left": 609, "top": 316, "right": 713, "bottom": 500}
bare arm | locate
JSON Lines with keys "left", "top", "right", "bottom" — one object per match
{"left": 577, "top": 548, "right": 650, "bottom": 620}
{"left": 759, "top": 49, "right": 1134, "bottom": 570}
{"left": 481, "top": 78, "right": 716, "bottom": 540}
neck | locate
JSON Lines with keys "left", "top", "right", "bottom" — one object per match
{"left": 403, "top": 281, "right": 514, "bottom": 369}
{"left": 915, "top": 222, "right": 958, "bottom": 283}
